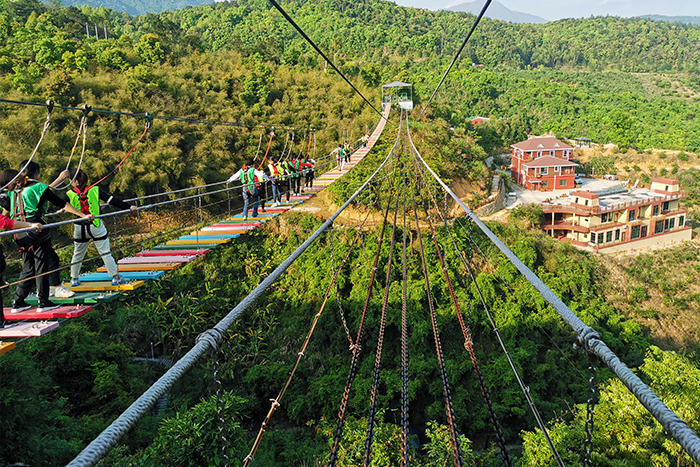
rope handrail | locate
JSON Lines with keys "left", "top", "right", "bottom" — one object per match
{"left": 0, "top": 97, "right": 307, "bottom": 132}
{"left": 66, "top": 114, "right": 394, "bottom": 467}
{"left": 407, "top": 125, "right": 700, "bottom": 464}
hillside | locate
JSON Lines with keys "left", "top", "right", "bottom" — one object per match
{"left": 60, "top": 0, "right": 213, "bottom": 15}
{"left": 0, "top": 0, "right": 699, "bottom": 465}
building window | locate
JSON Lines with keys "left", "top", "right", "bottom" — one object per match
{"left": 655, "top": 221, "right": 664, "bottom": 234}
{"left": 540, "top": 167, "right": 549, "bottom": 175}
{"left": 606, "top": 231, "right": 613, "bottom": 242}
{"left": 641, "top": 226, "right": 647, "bottom": 237}
{"left": 601, "top": 213, "right": 610, "bottom": 223}
{"left": 554, "top": 166, "right": 560, "bottom": 172}
{"left": 585, "top": 199, "right": 589, "bottom": 206}
{"left": 590, "top": 233, "right": 596, "bottom": 244}
{"left": 680, "top": 215, "right": 685, "bottom": 226}
{"left": 669, "top": 218, "right": 675, "bottom": 229}
{"left": 629, "top": 210, "right": 636, "bottom": 221}
{"left": 615, "top": 229, "right": 620, "bottom": 240}
{"left": 560, "top": 179, "right": 567, "bottom": 186}
{"left": 662, "top": 201, "right": 669, "bottom": 211}
{"left": 653, "top": 205, "right": 659, "bottom": 216}
{"left": 631, "top": 225, "right": 641, "bottom": 239}
{"left": 541, "top": 181, "right": 548, "bottom": 187}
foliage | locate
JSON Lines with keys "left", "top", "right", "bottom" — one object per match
{"left": 520, "top": 346, "right": 700, "bottom": 466}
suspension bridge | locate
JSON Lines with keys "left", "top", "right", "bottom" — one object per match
{"left": 1, "top": 0, "right": 699, "bottom": 464}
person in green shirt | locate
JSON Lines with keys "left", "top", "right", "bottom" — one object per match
{"left": 53, "top": 168, "right": 138, "bottom": 287}
{"left": 0, "top": 167, "right": 92, "bottom": 313}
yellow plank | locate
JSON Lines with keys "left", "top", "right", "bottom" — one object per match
{"left": 97, "top": 263, "right": 182, "bottom": 272}
{"left": 66, "top": 280, "right": 146, "bottom": 292}
{"left": 0, "top": 342, "right": 16, "bottom": 355}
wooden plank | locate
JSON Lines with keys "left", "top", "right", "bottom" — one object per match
{"left": 0, "top": 321, "right": 60, "bottom": 337}
{"left": 182, "top": 233, "right": 243, "bottom": 240}
{"left": 153, "top": 244, "right": 220, "bottom": 250}
{"left": 26, "top": 292, "right": 120, "bottom": 305}
{"left": 136, "top": 249, "right": 209, "bottom": 257}
{"left": 0, "top": 342, "right": 15, "bottom": 355}
{"left": 5, "top": 305, "right": 94, "bottom": 319}
{"left": 78, "top": 271, "right": 166, "bottom": 282}
{"left": 118, "top": 255, "right": 196, "bottom": 264}
{"left": 204, "top": 222, "right": 262, "bottom": 228}
{"left": 66, "top": 280, "right": 145, "bottom": 292}
{"left": 166, "top": 238, "right": 232, "bottom": 245}
{"left": 97, "top": 263, "right": 181, "bottom": 272}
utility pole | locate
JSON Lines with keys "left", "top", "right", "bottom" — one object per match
{"left": 95, "top": 24, "right": 98, "bottom": 39}
{"left": 86, "top": 22, "right": 89, "bottom": 38}
{"left": 103, "top": 25, "right": 107, "bottom": 39}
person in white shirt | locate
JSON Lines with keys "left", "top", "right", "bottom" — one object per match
{"left": 227, "top": 159, "right": 271, "bottom": 220}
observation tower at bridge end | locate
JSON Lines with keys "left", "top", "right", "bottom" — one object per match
{"left": 382, "top": 81, "right": 413, "bottom": 111}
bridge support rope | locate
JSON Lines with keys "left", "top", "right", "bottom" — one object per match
{"left": 67, "top": 106, "right": 394, "bottom": 467}
{"left": 406, "top": 123, "right": 700, "bottom": 464}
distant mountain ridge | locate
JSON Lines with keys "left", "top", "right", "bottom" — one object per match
{"left": 445, "top": 0, "right": 547, "bottom": 24}
{"left": 60, "top": 0, "right": 214, "bottom": 15}
{"left": 638, "top": 15, "right": 700, "bottom": 26}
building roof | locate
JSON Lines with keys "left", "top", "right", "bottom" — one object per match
{"left": 522, "top": 156, "right": 578, "bottom": 168}
{"left": 652, "top": 177, "right": 679, "bottom": 185}
{"left": 382, "top": 81, "right": 412, "bottom": 88}
{"left": 512, "top": 137, "right": 574, "bottom": 151}
{"left": 572, "top": 191, "right": 599, "bottom": 200}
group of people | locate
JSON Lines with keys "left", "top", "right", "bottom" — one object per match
{"left": 227, "top": 154, "right": 316, "bottom": 220}
{"left": 0, "top": 161, "right": 137, "bottom": 318}
{"left": 334, "top": 140, "right": 359, "bottom": 171}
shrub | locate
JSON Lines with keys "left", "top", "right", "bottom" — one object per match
{"left": 678, "top": 152, "right": 690, "bottom": 161}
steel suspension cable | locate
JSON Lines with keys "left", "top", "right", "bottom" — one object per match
{"left": 1, "top": 101, "right": 54, "bottom": 192}
{"left": 363, "top": 167, "right": 400, "bottom": 467}
{"left": 399, "top": 156, "right": 410, "bottom": 467}
{"left": 406, "top": 125, "right": 700, "bottom": 463}
{"left": 68, "top": 110, "right": 397, "bottom": 467}
{"left": 265, "top": 0, "right": 385, "bottom": 122}
{"left": 242, "top": 191, "right": 380, "bottom": 467}
{"left": 328, "top": 112, "right": 403, "bottom": 467}
{"left": 0, "top": 97, "right": 301, "bottom": 132}
{"left": 410, "top": 161, "right": 463, "bottom": 467}
{"left": 407, "top": 127, "right": 564, "bottom": 466}
{"left": 417, "top": 0, "right": 492, "bottom": 120}
{"left": 412, "top": 154, "right": 513, "bottom": 467}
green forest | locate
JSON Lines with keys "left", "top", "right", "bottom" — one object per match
{"left": 0, "top": 0, "right": 700, "bottom": 465}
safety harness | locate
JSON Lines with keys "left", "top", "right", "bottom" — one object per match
{"left": 67, "top": 186, "right": 108, "bottom": 243}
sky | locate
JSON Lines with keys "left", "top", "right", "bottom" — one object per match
{"left": 392, "top": 0, "right": 700, "bottom": 21}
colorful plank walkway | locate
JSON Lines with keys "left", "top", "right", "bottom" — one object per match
{"left": 0, "top": 104, "right": 391, "bottom": 354}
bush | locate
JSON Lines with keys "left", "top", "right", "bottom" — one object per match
{"left": 678, "top": 152, "right": 690, "bottom": 161}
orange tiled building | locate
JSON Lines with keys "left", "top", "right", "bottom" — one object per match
{"left": 511, "top": 136, "right": 577, "bottom": 191}
{"left": 540, "top": 178, "right": 692, "bottom": 253}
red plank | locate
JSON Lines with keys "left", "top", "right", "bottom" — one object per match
{"left": 3, "top": 305, "right": 93, "bottom": 320}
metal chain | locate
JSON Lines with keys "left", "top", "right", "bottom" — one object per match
{"left": 328, "top": 226, "right": 353, "bottom": 347}
{"left": 363, "top": 188, "right": 400, "bottom": 467}
{"left": 213, "top": 355, "right": 230, "bottom": 467}
{"left": 584, "top": 356, "right": 598, "bottom": 466}
{"left": 329, "top": 172, "right": 398, "bottom": 467}
{"left": 410, "top": 166, "right": 463, "bottom": 467}
{"left": 400, "top": 163, "right": 410, "bottom": 467}
{"left": 416, "top": 166, "right": 513, "bottom": 467}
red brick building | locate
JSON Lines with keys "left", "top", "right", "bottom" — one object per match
{"left": 511, "top": 136, "right": 577, "bottom": 191}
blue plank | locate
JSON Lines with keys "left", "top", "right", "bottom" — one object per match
{"left": 179, "top": 234, "right": 241, "bottom": 240}
{"left": 78, "top": 271, "right": 166, "bottom": 282}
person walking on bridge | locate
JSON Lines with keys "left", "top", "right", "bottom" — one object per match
{"left": 228, "top": 159, "right": 270, "bottom": 220}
